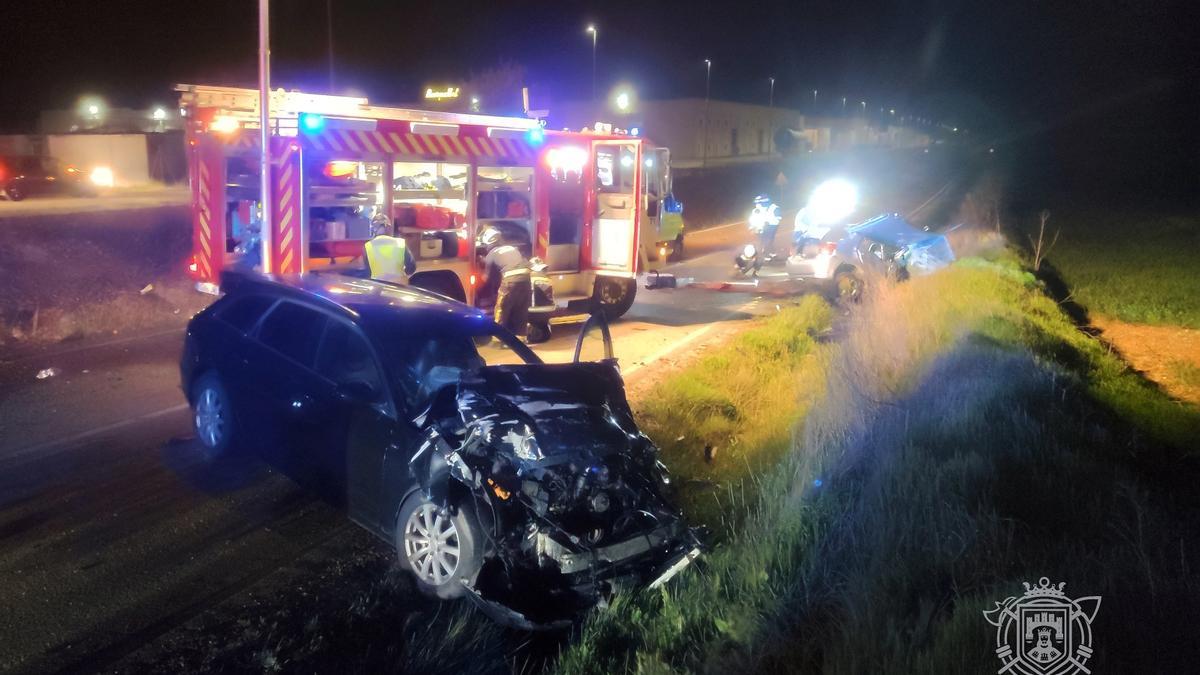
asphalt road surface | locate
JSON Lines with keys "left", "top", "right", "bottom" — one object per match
{"left": 0, "top": 187, "right": 188, "bottom": 218}
{"left": 0, "top": 154, "right": 970, "bottom": 673}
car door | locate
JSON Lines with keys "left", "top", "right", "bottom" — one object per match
{"left": 204, "top": 294, "right": 279, "bottom": 448}
{"left": 246, "top": 300, "right": 329, "bottom": 473}
{"left": 591, "top": 141, "right": 641, "bottom": 273}
{"left": 307, "top": 318, "right": 407, "bottom": 518}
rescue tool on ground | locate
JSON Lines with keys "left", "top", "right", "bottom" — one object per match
{"left": 178, "top": 84, "right": 685, "bottom": 324}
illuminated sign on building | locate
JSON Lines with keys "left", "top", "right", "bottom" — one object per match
{"left": 424, "top": 87, "right": 461, "bottom": 101}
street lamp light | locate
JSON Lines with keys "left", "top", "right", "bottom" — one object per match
{"left": 586, "top": 24, "right": 597, "bottom": 103}
{"left": 152, "top": 107, "right": 167, "bottom": 121}
{"left": 768, "top": 77, "right": 775, "bottom": 108}
{"left": 812, "top": 89, "right": 818, "bottom": 105}
{"left": 860, "top": 100, "right": 866, "bottom": 114}
{"left": 615, "top": 90, "right": 631, "bottom": 111}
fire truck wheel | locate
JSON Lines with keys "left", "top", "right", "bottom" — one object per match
{"left": 527, "top": 321, "right": 551, "bottom": 344}
{"left": 593, "top": 277, "right": 637, "bottom": 320}
{"left": 668, "top": 234, "right": 685, "bottom": 262}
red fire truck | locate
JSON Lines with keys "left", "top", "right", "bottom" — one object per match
{"left": 178, "top": 84, "right": 684, "bottom": 322}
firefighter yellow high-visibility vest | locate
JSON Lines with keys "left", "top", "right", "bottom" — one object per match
{"left": 364, "top": 235, "right": 408, "bottom": 282}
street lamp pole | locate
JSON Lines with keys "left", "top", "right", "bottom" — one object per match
{"left": 586, "top": 25, "right": 597, "bottom": 103}
{"left": 769, "top": 77, "right": 775, "bottom": 108}
{"left": 812, "top": 89, "right": 818, "bottom": 107}
{"left": 326, "top": 0, "right": 335, "bottom": 91}
{"left": 703, "top": 59, "right": 711, "bottom": 168}
{"left": 258, "top": 0, "right": 273, "bottom": 272}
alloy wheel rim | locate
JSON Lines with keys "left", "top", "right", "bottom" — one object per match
{"left": 195, "top": 387, "right": 225, "bottom": 448}
{"left": 839, "top": 275, "right": 861, "bottom": 299}
{"left": 404, "top": 504, "right": 461, "bottom": 585}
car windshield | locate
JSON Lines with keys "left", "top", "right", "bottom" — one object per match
{"left": 368, "top": 319, "right": 539, "bottom": 408}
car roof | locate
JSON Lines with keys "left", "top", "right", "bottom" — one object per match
{"left": 221, "top": 271, "right": 489, "bottom": 327}
{"left": 847, "top": 214, "right": 942, "bottom": 248}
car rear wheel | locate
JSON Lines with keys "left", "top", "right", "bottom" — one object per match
{"left": 396, "top": 494, "right": 484, "bottom": 599}
{"left": 592, "top": 277, "right": 637, "bottom": 320}
{"left": 191, "top": 372, "right": 235, "bottom": 459}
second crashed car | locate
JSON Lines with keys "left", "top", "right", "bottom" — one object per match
{"left": 180, "top": 272, "right": 699, "bottom": 628}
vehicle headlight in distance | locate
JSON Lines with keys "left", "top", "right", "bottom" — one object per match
{"left": 90, "top": 166, "right": 115, "bottom": 188}
{"left": 806, "top": 178, "right": 858, "bottom": 225}
{"left": 742, "top": 244, "right": 757, "bottom": 258}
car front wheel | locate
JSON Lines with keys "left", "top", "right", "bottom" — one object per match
{"left": 834, "top": 268, "right": 864, "bottom": 304}
{"left": 396, "top": 494, "right": 484, "bottom": 599}
{"left": 6, "top": 183, "right": 25, "bottom": 201}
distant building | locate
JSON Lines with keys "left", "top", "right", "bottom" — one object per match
{"left": 547, "top": 99, "right": 931, "bottom": 168}
{"left": 549, "top": 99, "right": 802, "bottom": 168}
{"left": 38, "top": 107, "right": 183, "bottom": 135}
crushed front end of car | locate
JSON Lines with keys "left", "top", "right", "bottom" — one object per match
{"left": 409, "top": 361, "right": 702, "bottom": 629}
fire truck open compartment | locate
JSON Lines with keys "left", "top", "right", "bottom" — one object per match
{"left": 179, "top": 84, "right": 681, "bottom": 320}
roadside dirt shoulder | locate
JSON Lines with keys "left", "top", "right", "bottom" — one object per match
{"left": 1092, "top": 315, "right": 1200, "bottom": 406}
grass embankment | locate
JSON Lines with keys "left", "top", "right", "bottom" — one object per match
{"left": 1037, "top": 210, "right": 1200, "bottom": 328}
{"left": 559, "top": 254, "right": 1200, "bottom": 673}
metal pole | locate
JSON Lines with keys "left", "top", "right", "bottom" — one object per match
{"left": 769, "top": 77, "right": 775, "bottom": 108}
{"left": 591, "top": 29, "right": 598, "bottom": 103}
{"left": 702, "top": 59, "right": 711, "bottom": 168}
{"left": 258, "top": 0, "right": 273, "bottom": 273}
{"left": 326, "top": 0, "right": 335, "bottom": 91}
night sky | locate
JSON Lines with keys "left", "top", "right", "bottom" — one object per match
{"left": 2, "top": 0, "right": 1196, "bottom": 196}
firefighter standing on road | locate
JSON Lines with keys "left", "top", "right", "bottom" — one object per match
{"left": 480, "top": 230, "right": 531, "bottom": 339}
{"left": 748, "top": 194, "right": 782, "bottom": 256}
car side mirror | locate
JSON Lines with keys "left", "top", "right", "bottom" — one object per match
{"left": 336, "top": 381, "right": 378, "bottom": 402}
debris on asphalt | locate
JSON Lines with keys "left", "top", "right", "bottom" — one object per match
{"left": 139, "top": 283, "right": 154, "bottom": 295}
{"left": 35, "top": 367, "right": 60, "bottom": 379}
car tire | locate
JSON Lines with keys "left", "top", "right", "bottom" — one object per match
{"left": 592, "top": 277, "right": 637, "bottom": 320}
{"left": 396, "top": 493, "right": 485, "bottom": 599}
{"left": 6, "top": 184, "right": 25, "bottom": 201}
{"left": 668, "top": 234, "right": 685, "bottom": 262}
{"left": 833, "top": 268, "right": 864, "bottom": 304}
{"left": 190, "top": 372, "right": 236, "bottom": 459}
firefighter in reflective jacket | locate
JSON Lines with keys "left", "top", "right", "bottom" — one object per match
{"left": 480, "top": 230, "right": 531, "bottom": 338}
{"left": 364, "top": 234, "right": 417, "bottom": 282}
{"left": 748, "top": 194, "right": 782, "bottom": 256}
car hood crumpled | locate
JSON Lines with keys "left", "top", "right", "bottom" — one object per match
{"left": 456, "top": 361, "right": 638, "bottom": 461}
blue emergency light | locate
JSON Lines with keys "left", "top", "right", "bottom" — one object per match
{"left": 299, "top": 113, "right": 326, "bottom": 133}
{"left": 526, "top": 126, "right": 545, "bottom": 145}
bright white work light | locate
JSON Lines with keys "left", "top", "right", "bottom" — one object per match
{"left": 806, "top": 178, "right": 859, "bottom": 225}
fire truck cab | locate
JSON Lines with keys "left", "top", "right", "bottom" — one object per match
{"left": 178, "top": 84, "right": 683, "bottom": 323}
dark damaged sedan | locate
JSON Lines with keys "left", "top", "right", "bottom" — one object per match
{"left": 180, "top": 272, "right": 700, "bottom": 628}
